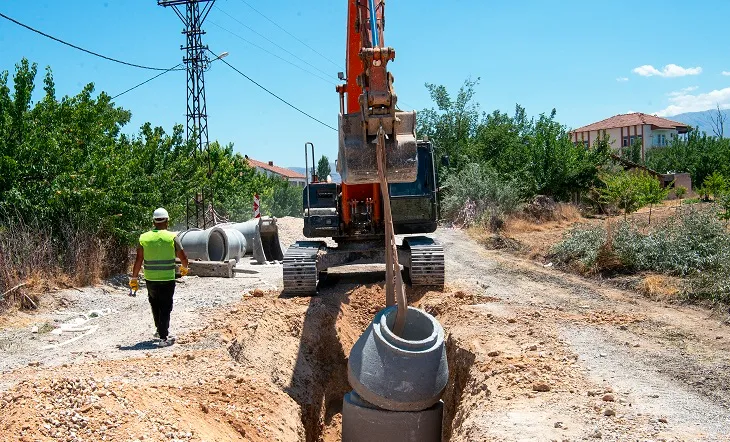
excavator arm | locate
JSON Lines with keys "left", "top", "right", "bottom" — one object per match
{"left": 337, "top": 0, "right": 413, "bottom": 333}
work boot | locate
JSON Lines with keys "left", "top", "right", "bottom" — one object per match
{"left": 157, "top": 337, "right": 175, "bottom": 348}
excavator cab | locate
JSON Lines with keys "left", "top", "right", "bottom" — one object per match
{"left": 303, "top": 140, "right": 438, "bottom": 239}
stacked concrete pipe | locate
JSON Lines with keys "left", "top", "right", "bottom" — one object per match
{"left": 227, "top": 216, "right": 284, "bottom": 264}
{"left": 343, "top": 306, "right": 448, "bottom": 442}
{"left": 177, "top": 227, "right": 228, "bottom": 262}
{"left": 217, "top": 228, "right": 247, "bottom": 262}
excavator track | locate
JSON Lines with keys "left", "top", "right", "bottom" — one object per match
{"left": 282, "top": 241, "right": 325, "bottom": 295}
{"left": 404, "top": 237, "right": 445, "bottom": 289}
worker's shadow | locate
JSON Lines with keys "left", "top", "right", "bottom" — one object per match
{"left": 117, "top": 340, "right": 160, "bottom": 351}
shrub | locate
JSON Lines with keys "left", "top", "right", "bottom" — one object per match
{"left": 550, "top": 225, "right": 606, "bottom": 269}
{"left": 441, "top": 163, "right": 522, "bottom": 230}
{"left": 551, "top": 208, "right": 730, "bottom": 302}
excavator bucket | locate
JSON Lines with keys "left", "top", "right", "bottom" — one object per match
{"left": 337, "top": 110, "right": 418, "bottom": 184}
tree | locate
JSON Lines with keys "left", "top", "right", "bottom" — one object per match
{"left": 705, "top": 103, "right": 727, "bottom": 138}
{"left": 599, "top": 171, "right": 646, "bottom": 221}
{"left": 703, "top": 171, "right": 727, "bottom": 201}
{"left": 674, "top": 185, "right": 687, "bottom": 209}
{"left": 621, "top": 137, "right": 642, "bottom": 164}
{"left": 637, "top": 173, "right": 669, "bottom": 225}
{"left": 316, "top": 155, "right": 331, "bottom": 181}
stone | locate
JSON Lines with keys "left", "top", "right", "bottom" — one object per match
{"left": 488, "top": 351, "right": 500, "bottom": 357}
{"left": 602, "top": 394, "right": 615, "bottom": 402}
{"left": 659, "top": 417, "right": 668, "bottom": 423}
{"left": 532, "top": 382, "right": 550, "bottom": 392}
{"left": 603, "top": 408, "right": 615, "bottom": 416}
{"left": 252, "top": 288, "right": 265, "bottom": 297}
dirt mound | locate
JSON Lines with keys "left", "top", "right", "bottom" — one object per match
{"left": 0, "top": 349, "right": 303, "bottom": 442}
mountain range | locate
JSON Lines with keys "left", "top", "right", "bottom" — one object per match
{"left": 668, "top": 109, "right": 730, "bottom": 137}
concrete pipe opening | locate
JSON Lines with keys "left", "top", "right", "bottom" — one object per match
{"left": 381, "top": 307, "right": 439, "bottom": 350}
{"left": 347, "top": 306, "right": 448, "bottom": 412}
{"left": 177, "top": 227, "right": 228, "bottom": 262}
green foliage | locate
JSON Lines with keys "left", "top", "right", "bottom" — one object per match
{"left": 702, "top": 171, "right": 727, "bottom": 200}
{"left": 674, "top": 185, "right": 687, "bottom": 202}
{"left": 645, "top": 129, "right": 730, "bottom": 188}
{"left": 637, "top": 173, "right": 669, "bottom": 225}
{"left": 598, "top": 171, "right": 647, "bottom": 220}
{"left": 441, "top": 163, "right": 522, "bottom": 230}
{"left": 261, "top": 180, "right": 303, "bottom": 218}
{"left": 418, "top": 79, "right": 609, "bottom": 202}
{"left": 620, "top": 137, "right": 643, "bottom": 164}
{"left": 316, "top": 155, "right": 331, "bottom": 181}
{"left": 550, "top": 226, "right": 606, "bottom": 268}
{"left": 0, "top": 58, "right": 293, "bottom": 249}
{"left": 718, "top": 193, "right": 730, "bottom": 226}
{"left": 552, "top": 209, "right": 730, "bottom": 302}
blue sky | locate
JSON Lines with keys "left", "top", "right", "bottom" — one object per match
{"left": 2, "top": 0, "right": 730, "bottom": 166}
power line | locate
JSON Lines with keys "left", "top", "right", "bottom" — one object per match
{"left": 236, "top": 0, "right": 342, "bottom": 70}
{"left": 214, "top": 6, "right": 336, "bottom": 82}
{"left": 208, "top": 20, "right": 336, "bottom": 86}
{"left": 211, "top": 49, "right": 336, "bottom": 132}
{"left": 0, "top": 11, "right": 176, "bottom": 71}
{"left": 111, "top": 63, "right": 183, "bottom": 99}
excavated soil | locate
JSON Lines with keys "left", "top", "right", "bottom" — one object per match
{"left": 1, "top": 221, "right": 730, "bottom": 441}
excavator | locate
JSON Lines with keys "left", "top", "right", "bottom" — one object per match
{"left": 282, "top": 0, "right": 444, "bottom": 300}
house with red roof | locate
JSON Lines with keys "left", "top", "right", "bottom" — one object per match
{"left": 571, "top": 112, "right": 690, "bottom": 160}
{"left": 245, "top": 156, "right": 307, "bottom": 187}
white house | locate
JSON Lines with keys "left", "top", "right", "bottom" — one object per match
{"left": 571, "top": 112, "right": 690, "bottom": 160}
{"left": 245, "top": 156, "right": 307, "bottom": 187}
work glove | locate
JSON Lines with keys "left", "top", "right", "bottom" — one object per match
{"left": 129, "top": 277, "right": 139, "bottom": 292}
{"left": 180, "top": 267, "right": 189, "bottom": 277}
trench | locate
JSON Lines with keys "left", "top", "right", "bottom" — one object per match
{"left": 226, "top": 280, "right": 481, "bottom": 442}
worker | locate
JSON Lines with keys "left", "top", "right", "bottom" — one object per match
{"left": 129, "top": 208, "right": 189, "bottom": 347}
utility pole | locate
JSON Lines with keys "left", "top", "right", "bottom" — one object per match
{"left": 158, "top": 0, "right": 216, "bottom": 228}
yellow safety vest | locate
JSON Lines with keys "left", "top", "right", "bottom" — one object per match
{"left": 139, "top": 230, "right": 177, "bottom": 281}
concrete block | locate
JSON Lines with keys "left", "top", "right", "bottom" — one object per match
{"left": 348, "top": 306, "right": 448, "bottom": 411}
{"left": 186, "top": 259, "right": 236, "bottom": 278}
{"left": 342, "top": 391, "right": 443, "bottom": 442}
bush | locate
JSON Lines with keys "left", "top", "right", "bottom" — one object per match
{"left": 551, "top": 225, "right": 606, "bottom": 268}
{"left": 551, "top": 208, "right": 730, "bottom": 302}
{"left": 441, "top": 163, "right": 522, "bottom": 229}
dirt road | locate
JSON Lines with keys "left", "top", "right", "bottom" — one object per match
{"left": 1, "top": 221, "right": 729, "bottom": 441}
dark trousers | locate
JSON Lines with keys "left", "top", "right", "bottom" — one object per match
{"left": 146, "top": 280, "right": 175, "bottom": 340}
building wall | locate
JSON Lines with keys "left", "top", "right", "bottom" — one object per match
{"left": 254, "top": 166, "right": 306, "bottom": 186}
{"left": 648, "top": 128, "right": 678, "bottom": 148}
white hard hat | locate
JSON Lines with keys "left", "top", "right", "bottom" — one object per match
{"left": 152, "top": 207, "right": 169, "bottom": 221}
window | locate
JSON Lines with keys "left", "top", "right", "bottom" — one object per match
{"left": 622, "top": 135, "right": 642, "bottom": 147}
{"left": 655, "top": 134, "right": 666, "bottom": 146}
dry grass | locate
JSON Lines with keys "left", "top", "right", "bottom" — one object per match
{"left": 637, "top": 275, "right": 682, "bottom": 302}
{"left": 0, "top": 218, "right": 128, "bottom": 312}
